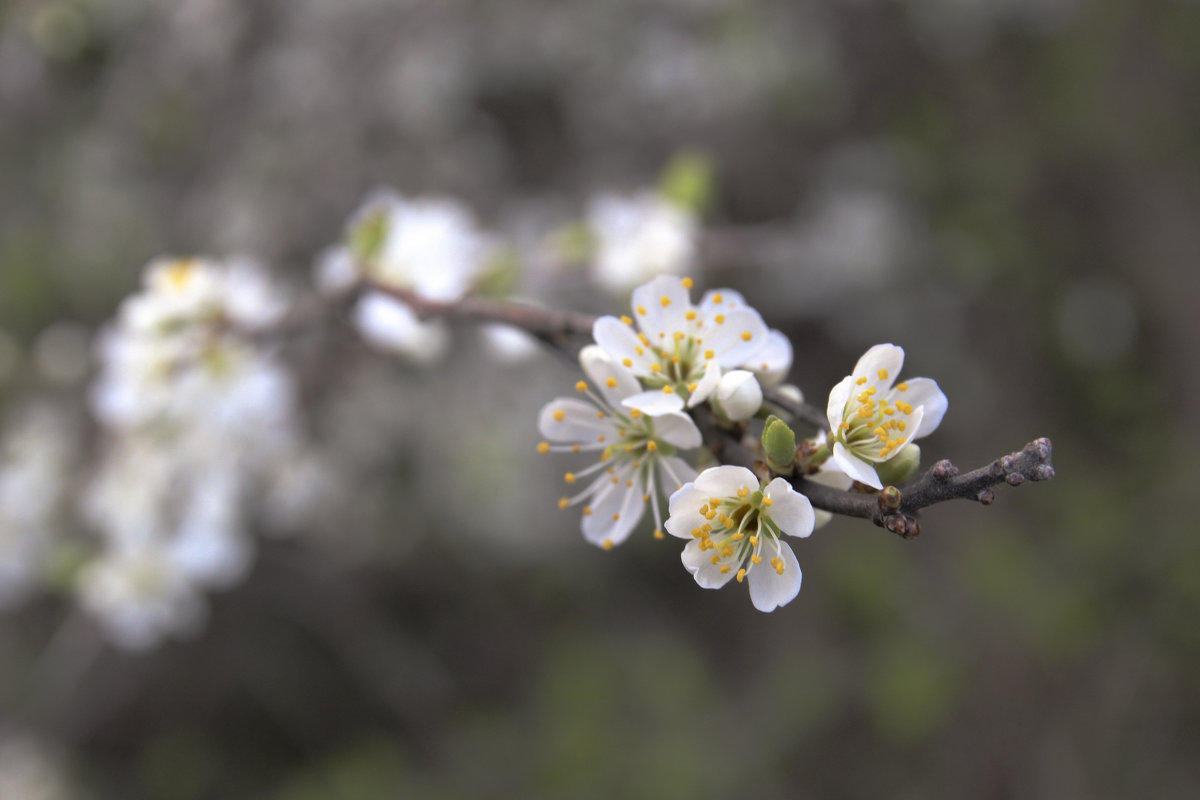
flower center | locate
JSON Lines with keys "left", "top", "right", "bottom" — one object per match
{"left": 836, "top": 379, "right": 914, "bottom": 461}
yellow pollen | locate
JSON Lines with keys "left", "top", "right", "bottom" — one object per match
{"left": 632, "top": 461, "right": 640, "bottom": 468}
{"left": 888, "top": 438, "right": 901, "bottom": 449}
{"left": 575, "top": 381, "right": 587, "bottom": 392}
{"left": 749, "top": 535, "right": 759, "bottom": 546}
{"left": 606, "top": 377, "right": 618, "bottom": 388}
{"left": 740, "top": 331, "right": 752, "bottom": 341}
{"left": 611, "top": 476, "right": 618, "bottom": 484}
{"left": 687, "top": 382, "right": 698, "bottom": 392}
{"left": 557, "top": 497, "right": 569, "bottom": 509}
{"left": 537, "top": 442, "right": 550, "bottom": 454}
{"left": 772, "top": 558, "right": 785, "bottom": 575}
{"left": 731, "top": 532, "right": 744, "bottom": 540}
{"left": 571, "top": 445, "right": 581, "bottom": 453}
{"left": 704, "top": 349, "right": 714, "bottom": 360}
{"left": 673, "top": 331, "right": 685, "bottom": 341}
{"left": 710, "top": 554, "right": 721, "bottom": 565}
{"left": 646, "top": 441, "right": 658, "bottom": 451}
{"left": 630, "top": 408, "right": 643, "bottom": 419}
{"left": 603, "top": 539, "right": 613, "bottom": 550}
{"left": 763, "top": 497, "right": 773, "bottom": 507}
{"left": 705, "top": 510, "right": 716, "bottom": 520}
{"left": 671, "top": 355, "right": 680, "bottom": 363}
{"left": 620, "top": 315, "right": 633, "bottom": 325}
{"left": 751, "top": 554, "right": 763, "bottom": 564}
{"left": 714, "top": 314, "right": 726, "bottom": 324}
{"left": 583, "top": 506, "right": 593, "bottom": 516}
{"left": 867, "top": 386, "right": 877, "bottom": 396}
{"left": 712, "top": 292, "right": 723, "bottom": 304}
{"left": 625, "top": 445, "right": 634, "bottom": 452}
{"left": 626, "top": 480, "right": 633, "bottom": 487}
{"left": 682, "top": 277, "right": 694, "bottom": 289}
{"left": 737, "top": 487, "right": 749, "bottom": 498}
{"left": 662, "top": 386, "right": 674, "bottom": 394}
{"left": 649, "top": 363, "right": 662, "bottom": 372}
{"left": 884, "top": 408, "right": 895, "bottom": 416}
{"left": 736, "top": 569, "right": 747, "bottom": 583}
{"left": 897, "top": 382, "right": 909, "bottom": 391}
{"left": 878, "top": 369, "right": 889, "bottom": 380}
{"left": 839, "top": 421, "right": 850, "bottom": 431}
{"left": 692, "top": 527, "right": 704, "bottom": 538}
{"left": 660, "top": 296, "right": 672, "bottom": 307}
{"left": 564, "top": 472, "right": 576, "bottom": 484}
{"left": 653, "top": 529, "right": 664, "bottom": 539}
{"left": 880, "top": 447, "right": 892, "bottom": 458}
{"left": 719, "top": 565, "right": 731, "bottom": 574}
{"left": 637, "top": 305, "right": 647, "bottom": 316}
{"left": 699, "top": 505, "right": 709, "bottom": 515}
{"left": 857, "top": 406, "right": 872, "bottom": 419}
{"left": 622, "top": 358, "right": 633, "bottom": 367}
{"left": 685, "top": 310, "right": 697, "bottom": 321}
{"left": 553, "top": 410, "right": 565, "bottom": 421}
{"left": 897, "top": 420, "right": 907, "bottom": 431}
{"left": 897, "top": 401, "right": 914, "bottom": 414}
{"left": 856, "top": 376, "right": 868, "bottom": 386}
{"left": 596, "top": 411, "right": 605, "bottom": 419}
{"left": 612, "top": 513, "right": 620, "bottom": 521}
{"left": 874, "top": 427, "right": 887, "bottom": 439}
{"left": 643, "top": 494, "right": 650, "bottom": 502}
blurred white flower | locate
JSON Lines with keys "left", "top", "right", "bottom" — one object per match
{"left": 824, "top": 343, "right": 947, "bottom": 490}
{"left": 352, "top": 293, "right": 449, "bottom": 362}
{"left": 666, "top": 465, "right": 815, "bottom": 612}
{"left": 537, "top": 344, "right": 700, "bottom": 548}
{"left": 586, "top": 191, "right": 698, "bottom": 294}
{"left": 0, "top": 734, "right": 77, "bottom": 800}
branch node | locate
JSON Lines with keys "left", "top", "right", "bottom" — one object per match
{"left": 932, "top": 459, "right": 958, "bottom": 480}
{"left": 1005, "top": 472, "right": 1025, "bottom": 487}
{"left": 989, "top": 460, "right": 1005, "bottom": 478}
{"left": 878, "top": 486, "right": 903, "bottom": 511}
{"left": 883, "top": 513, "right": 920, "bottom": 539}
{"left": 977, "top": 488, "right": 996, "bottom": 505}
{"left": 1034, "top": 464, "right": 1056, "bottom": 481}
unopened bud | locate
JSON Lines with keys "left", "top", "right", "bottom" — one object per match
{"left": 874, "top": 443, "right": 921, "bottom": 487}
{"left": 761, "top": 415, "right": 797, "bottom": 474}
{"left": 879, "top": 486, "right": 903, "bottom": 511}
{"left": 715, "top": 370, "right": 763, "bottom": 422}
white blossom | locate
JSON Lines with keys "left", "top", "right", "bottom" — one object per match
{"left": 714, "top": 369, "right": 763, "bottom": 422}
{"left": 824, "top": 343, "right": 948, "bottom": 490}
{"left": 586, "top": 191, "right": 698, "bottom": 294}
{"left": 537, "top": 345, "right": 700, "bottom": 548}
{"left": 666, "top": 465, "right": 815, "bottom": 612}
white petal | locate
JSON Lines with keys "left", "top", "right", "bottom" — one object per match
{"left": 826, "top": 375, "right": 855, "bottom": 430}
{"left": 537, "top": 398, "right": 615, "bottom": 442}
{"left": 747, "top": 330, "right": 792, "bottom": 386}
{"left": 580, "top": 344, "right": 643, "bottom": 407}
{"left": 481, "top": 324, "right": 540, "bottom": 362}
{"left": 830, "top": 442, "right": 883, "bottom": 490}
{"left": 352, "top": 293, "right": 448, "bottom": 361}
{"left": 651, "top": 411, "right": 702, "bottom": 449}
{"left": 698, "top": 288, "right": 747, "bottom": 311}
{"left": 852, "top": 343, "right": 904, "bottom": 390}
{"left": 581, "top": 474, "right": 645, "bottom": 546}
{"left": 747, "top": 539, "right": 802, "bottom": 612}
{"left": 657, "top": 455, "right": 697, "bottom": 492}
{"left": 622, "top": 390, "right": 685, "bottom": 415}
{"left": 686, "top": 361, "right": 722, "bottom": 407}
{"left": 631, "top": 275, "right": 692, "bottom": 341}
{"left": 763, "top": 478, "right": 815, "bottom": 538}
{"left": 681, "top": 540, "right": 738, "bottom": 589}
{"left": 665, "top": 483, "right": 708, "bottom": 538}
{"left": 694, "top": 465, "right": 759, "bottom": 497}
{"left": 704, "top": 308, "right": 769, "bottom": 367}
{"left": 715, "top": 370, "right": 763, "bottom": 421}
{"left": 896, "top": 377, "right": 948, "bottom": 438}
{"left": 807, "top": 469, "right": 854, "bottom": 529}
{"left": 592, "top": 316, "right": 655, "bottom": 375}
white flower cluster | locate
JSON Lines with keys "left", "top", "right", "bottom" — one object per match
{"left": 0, "top": 407, "right": 76, "bottom": 609}
{"left": 538, "top": 275, "right": 948, "bottom": 612}
{"left": 586, "top": 191, "right": 699, "bottom": 294}
{"left": 316, "top": 191, "right": 493, "bottom": 361}
{"left": 78, "top": 258, "right": 317, "bottom": 651}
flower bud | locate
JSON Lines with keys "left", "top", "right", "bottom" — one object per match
{"left": 715, "top": 370, "right": 763, "bottom": 422}
{"left": 762, "top": 415, "right": 797, "bottom": 474}
{"left": 874, "top": 443, "right": 921, "bottom": 487}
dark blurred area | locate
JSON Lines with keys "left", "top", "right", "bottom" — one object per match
{"left": 2, "top": 0, "right": 1200, "bottom": 798}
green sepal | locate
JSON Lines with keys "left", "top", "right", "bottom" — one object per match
{"left": 762, "top": 414, "right": 797, "bottom": 475}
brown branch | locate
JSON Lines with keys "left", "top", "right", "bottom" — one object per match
{"left": 761, "top": 385, "right": 829, "bottom": 433}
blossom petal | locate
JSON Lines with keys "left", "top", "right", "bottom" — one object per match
{"left": 681, "top": 540, "right": 738, "bottom": 589}
{"left": 656, "top": 455, "right": 697, "bottom": 492}
{"left": 538, "top": 398, "right": 616, "bottom": 442}
{"left": 747, "top": 330, "right": 792, "bottom": 386}
{"left": 665, "top": 482, "right": 707, "bottom": 538}
{"left": 580, "top": 344, "right": 642, "bottom": 407}
{"left": 686, "top": 361, "right": 722, "bottom": 407}
{"left": 830, "top": 442, "right": 883, "bottom": 490}
{"left": 622, "top": 390, "right": 685, "bottom": 415}
{"left": 631, "top": 275, "right": 692, "bottom": 341}
{"left": 747, "top": 538, "right": 802, "bottom": 612}
{"left": 897, "top": 377, "right": 947, "bottom": 438}
{"left": 581, "top": 473, "right": 645, "bottom": 546}
{"left": 593, "top": 316, "right": 656, "bottom": 375}
{"left": 826, "top": 375, "right": 855, "bottom": 430}
{"left": 698, "top": 288, "right": 748, "bottom": 311}
{"left": 703, "top": 308, "right": 769, "bottom": 367}
{"left": 852, "top": 343, "right": 904, "bottom": 391}
{"left": 651, "top": 411, "right": 702, "bottom": 449}
{"left": 763, "top": 478, "right": 815, "bottom": 538}
{"left": 694, "top": 465, "right": 759, "bottom": 497}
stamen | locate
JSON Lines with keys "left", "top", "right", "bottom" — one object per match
{"left": 662, "top": 386, "right": 674, "bottom": 394}
{"left": 622, "top": 358, "right": 633, "bottom": 367}
{"left": 583, "top": 506, "right": 593, "bottom": 516}
{"left": 620, "top": 315, "right": 634, "bottom": 326}
{"left": 575, "top": 381, "right": 587, "bottom": 392}
{"left": 681, "top": 277, "right": 694, "bottom": 289}
{"left": 653, "top": 529, "right": 664, "bottom": 539}
{"left": 736, "top": 487, "right": 749, "bottom": 498}
{"left": 606, "top": 377, "right": 618, "bottom": 388}
{"left": 714, "top": 314, "right": 726, "bottom": 324}
{"left": 660, "top": 296, "right": 671, "bottom": 307}
{"left": 704, "top": 349, "right": 714, "bottom": 360}
{"left": 736, "top": 569, "right": 747, "bottom": 583}
{"left": 740, "top": 331, "right": 752, "bottom": 341}
{"left": 878, "top": 369, "right": 889, "bottom": 380}
{"left": 564, "top": 473, "right": 576, "bottom": 484}
{"left": 712, "top": 292, "right": 723, "bottom": 304}
{"left": 630, "top": 409, "right": 643, "bottom": 419}
{"left": 856, "top": 376, "right": 868, "bottom": 386}
{"left": 897, "top": 382, "right": 909, "bottom": 391}
{"left": 637, "top": 305, "right": 647, "bottom": 316}
{"left": 719, "top": 565, "right": 731, "bottom": 574}
{"left": 553, "top": 410, "right": 565, "bottom": 421}
{"left": 685, "top": 310, "right": 697, "bottom": 321}
{"left": 537, "top": 442, "right": 550, "bottom": 454}
{"left": 557, "top": 497, "right": 569, "bottom": 509}
{"left": 645, "top": 441, "right": 658, "bottom": 452}
{"left": 763, "top": 497, "right": 773, "bottom": 507}
{"left": 602, "top": 539, "right": 613, "bottom": 550}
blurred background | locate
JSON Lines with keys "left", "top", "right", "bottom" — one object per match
{"left": 2, "top": 0, "right": 1199, "bottom": 797}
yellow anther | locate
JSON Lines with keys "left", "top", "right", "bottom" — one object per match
{"left": 671, "top": 355, "right": 680, "bottom": 363}
{"left": 583, "top": 506, "right": 593, "bottom": 516}
{"left": 710, "top": 554, "right": 721, "bottom": 565}
{"left": 888, "top": 438, "right": 901, "bottom": 449}
{"left": 699, "top": 505, "right": 709, "bottom": 515}
{"left": 620, "top": 315, "right": 633, "bottom": 325}
{"left": 685, "top": 310, "right": 697, "bottom": 321}
{"left": 612, "top": 513, "right": 620, "bottom": 521}
{"left": 740, "top": 331, "right": 752, "bottom": 341}
{"left": 673, "top": 331, "right": 685, "bottom": 341}
{"left": 749, "top": 535, "right": 758, "bottom": 546}
{"left": 712, "top": 292, "right": 723, "bottom": 304}
{"left": 897, "top": 420, "right": 907, "bottom": 431}
{"left": 772, "top": 558, "right": 785, "bottom": 575}
{"left": 687, "top": 382, "right": 698, "bottom": 392}
{"left": 736, "top": 569, "right": 747, "bottom": 583}
{"left": 649, "top": 363, "right": 662, "bottom": 373}
{"left": 653, "top": 529, "right": 664, "bottom": 540}
{"left": 897, "top": 401, "right": 913, "bottom": 414}
{"left": 682, "top": 277, "right": 694, "bottom": 289}
{"left": 660, "top": 296, "right": 671, "bottom": 307}
{"left": 856, "top": 376, "right": 868, "bottom": 386}
{"left": 867, "top": 386, "right": 876, "bottom": 396}
{"left": 857, "top": 406, "right": 872, "bottom": 419}
{"left": 878, "top": 369, "right": 889, "bottom": 380}
{"left": 705, "top": 510, "right": 716, "bottom": 520}
{"left": 553, "top": 410, "right": 565, "bottom": 421}
{"left": 646, "top": 441, "right": 658, "bottom": 451}
{"left": 638, "top": 333, "right": 650, "bottom": 345}
{"left": 879, "top": 448, "right": 891, "bottom": 458}
{"left": 642, "top": 493, "right": 650, "bottom": 502}
{"left": 731, "top": 532, "right": 744, "bottom": 540}
{"left": 625, "top": 445, "right": 634, "bottom": 452}
{"left": 715, "top": 314, "right": 726, "bottom": 324}
{"left": 721, "top": 545, "right": 734, "bottom": 557}
{"left": 737, "top": 487, "right": 749, "bottom": 498}
{"left": 632, "top": 461, "right": 641, "bottom": 468}
{"left": 635, "top": 346, "right": 645, "bottom": 356}
{"left": 622, "top": 358, "right": 633, "bottom": 367}
{"left": 630, "top": 408, "right": 643, "bottom": 419}
{"left": 704, "top": 349, "right": 714, "bottom": 360}
{"left": 839, "top": 421, "right": 850, "bottom": 431}
{"left": 557, "top": 497, "right": 569, "bottom": 510}
{"left": 719, "top": 565, "right": 731, "bottom": 574}
{"left": 596, "top": 411, "right": 605, "bottom": 419}
{"left": 626, "top": 480, "right": 633, "bottom": 487}
{"left": 692, "top": 527, "right": 704, "bottom": 538}
{"left": 571, "top": 445, "right": 581, "bottom": 453}
{"left": 575, "top": 381, "right": 588, "bottom": 392}
{"left": 606, "top": 377, "right": 618, "bottom": 388}
{"left": 897, "top": 382, "right": 909, "bottom": 391}
{"left": 537, "top": 442, "right": 550, "bottom": 454}
{"left": 564, "top": 472, "right": 576, "bottom": 484}
{"left": 603, "top": 539, "right": 613, "bottom": 550}
{"left": 662, "top": 386, "right": 674, "bottom": 394}
{"left": 763, "top": 497, "right": 773, "bottom": 507}
{"left": 751, "top": 554, "right": 763, "bottom": 564}
{"left": 637, "top": 305, "right": 647, "bottom": 316}
{"left": 884, "top": 408, "right": 895, "bottom": 416}
{"left": 875, "top": 427, "right": 887, "bottom": 439}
